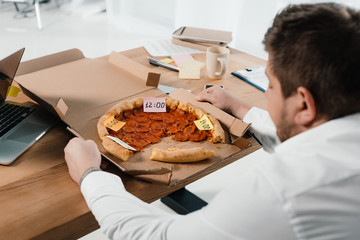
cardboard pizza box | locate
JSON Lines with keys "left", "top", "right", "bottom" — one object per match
{"left": 14, "top": 48, "right": 251, "bottom": 185}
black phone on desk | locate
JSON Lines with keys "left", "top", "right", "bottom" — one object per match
{"left": 204, "top": 84, "right": 224, "bottom": 90}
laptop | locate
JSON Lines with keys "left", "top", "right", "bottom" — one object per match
{"left": 0, "top": 48, "right": 58, "bottom": 165}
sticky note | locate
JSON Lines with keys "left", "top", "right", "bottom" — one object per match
{"left": 171, "top": 54, "right": 193, "bottom": 66}
{"left": 180, "top": 58, "right": 205, "bottom": 69}
{"left": 143, "top": 97, "right": 166, "bottom": 112}
{"left": 103, "top": 115, "right": 126, "bottom": 131}
{"left": 179, "top": 67, "right": 201, "bottom": 79}
{"left": 6, "top": 86, "right": 21, "bottom": 97}
{"left": 160, "top": 57, "right": 174, "bottom": 64}
{"left": 194, "top": 115, "right": 214, "bottom": 130}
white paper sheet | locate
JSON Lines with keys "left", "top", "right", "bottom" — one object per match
{"left": 144, "top": 39, "right": 204, "bottom": 57}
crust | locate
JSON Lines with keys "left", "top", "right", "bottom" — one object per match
{"left": 97, "top": 113, "right": 112, "bottom": 140}
{"left": 166, "top": 97, "right": 179, "bottom": 109}
{"left": 208, "top": 115, "right": 225, "bottom": 143}
{"left": 150, "top": 147, "right": 215, "bottom": 163}
{"left": 102, "top": 136, "right": 133, "bottom": 161}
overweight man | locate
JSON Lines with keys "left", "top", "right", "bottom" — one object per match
{"left": 64, "top": 3, "right": 360, "bottom": 239}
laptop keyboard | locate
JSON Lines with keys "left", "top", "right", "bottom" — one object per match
{"left": 0, "top": 103, "right": 35, "bottom": 137}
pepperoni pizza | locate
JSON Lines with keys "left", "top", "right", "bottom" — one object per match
{"left": 97, "top": 97, "right": 225, "bottom": 162}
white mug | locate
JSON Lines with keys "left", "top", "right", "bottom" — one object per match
{"left": 206, "top": 46, "right": 230, "bottom": 79}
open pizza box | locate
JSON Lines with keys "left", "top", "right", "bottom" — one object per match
{"left": 14, "top": 48, "right": 252, "bottom": 186}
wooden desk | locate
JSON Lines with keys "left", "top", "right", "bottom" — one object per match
{"left": 0, "top": 47, "right": 266, "bottom": 239}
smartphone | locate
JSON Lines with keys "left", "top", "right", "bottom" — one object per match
{"left": 204, "top": 84, "right": 224, "bottom": 90}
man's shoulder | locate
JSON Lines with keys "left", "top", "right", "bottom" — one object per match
{"left": 245, "top": 112, "right": 360, "bottom": 200}
{"left": 257, "top": 117, "right": 360, "bottom": 200}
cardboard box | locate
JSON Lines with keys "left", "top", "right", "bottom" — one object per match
{"left": 15, "top": 48, "right": 251, "bottom": 185}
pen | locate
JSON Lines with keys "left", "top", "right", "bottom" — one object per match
{"left": 180, "top": 26, "right": 186, "bottom": 36}
{"left": 148, "top": 57, "right": 179, "bottom": 72}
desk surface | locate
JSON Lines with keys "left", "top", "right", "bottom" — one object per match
{"left": 0, "top": 47, "right": 266, "bottom": 240}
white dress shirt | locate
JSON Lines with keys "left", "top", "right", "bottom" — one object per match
{"left": 81, "top": 107, "right": 360, "bottom": 240}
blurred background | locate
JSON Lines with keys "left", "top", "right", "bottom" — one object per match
{"left": 2, "top": 0, "right": 359, "bottom": 61}
{"left": 1, "top": 0, "right": 359, "bottom": 239}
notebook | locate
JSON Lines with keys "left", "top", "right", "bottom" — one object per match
{"left": 0, "top": 49, "right": 58, "bottom": 165}
{"left": 231, "top": 65, "right": 268, "bottom": 92}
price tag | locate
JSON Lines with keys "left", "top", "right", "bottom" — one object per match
{"left": 102, "top": 115, "right": 126, "bottom": 131}
{"left": 143, "top": 97, "right": 166, "bottom": 112}
{"left": 194, "top": 115, "right": 214, "bottom": 131}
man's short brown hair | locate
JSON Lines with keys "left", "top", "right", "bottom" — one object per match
{"left": 263, "top": 3, "right": 360, "bottom": 120}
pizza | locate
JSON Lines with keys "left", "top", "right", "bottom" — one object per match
{"left": 97, "top": 97, "right": 225, "bottom": 162}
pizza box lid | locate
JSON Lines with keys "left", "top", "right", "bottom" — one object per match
{"left": 14, "top": 48, "right": 250, "bottom": 185}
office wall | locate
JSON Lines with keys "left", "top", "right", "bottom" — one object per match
{"left": 105, "top": 0, "right": 360, "bottom": 59}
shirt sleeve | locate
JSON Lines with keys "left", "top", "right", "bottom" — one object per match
{"left": 81, "top": 167, "right": 295, "bottom": 240}
{"left": 243, "top": 107, "right": 279, "bottom": 152}
{"left": 81, "top": 171, "right": 175, "bottom": 239}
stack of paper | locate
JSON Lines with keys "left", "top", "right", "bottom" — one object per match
{"left": 144, "top": 39, "right": 203, "bottom": 57}
{"left": 172, "top": 26, "right": 232, "bottom": 51}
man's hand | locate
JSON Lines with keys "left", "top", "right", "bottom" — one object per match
{"left": 64, "top": 138, "right": 101, "bottom": 184}
{"left": 196, "top": 86, "right": 251, "bottom": 119}
{"left": 196, "top": 86, "right": 235, "bottom": 111}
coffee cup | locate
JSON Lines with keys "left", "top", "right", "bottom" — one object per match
{"left": 206, "top": 46, "right": 230, "bottom": 79}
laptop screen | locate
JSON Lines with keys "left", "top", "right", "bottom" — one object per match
{"left": 0, "top": 48, "right": 25, "bottom": 103}
{"left": 0, "top": 72, "right": 13, "bottom": 103}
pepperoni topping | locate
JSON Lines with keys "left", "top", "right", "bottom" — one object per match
{"left": 115, "top": 132, "right": 125, "bottom": 139}
{"left": 163, "top": 116, "right": 175, "bottom": 124}
{"left": 146, "top": 134, "right": 161, "bottom": 144}
{"left": 165, "top": 123, "right": 181, "bottom": 134}
{"left": 127, "top": 137, "right": 149, "bottom": 149}
{"left": 133, "top": 108, "right": 147, "bottom": 116}
{"left": 188, "top": 130, "right": 208, "bottom": 142}
{"left": 172, "top": 108, "right": 186, "bottom": 117}
{"left": 126, "top": 120, "right": 137, "bottom": 127}
{"left": 123, "top": 109, "right": 133, "bottom": 118}
{"left": 150, "top": 113, "right": 165, "bottom": 120}
{"left": 122, "top": 133, "right": 133, "bottom": 142}
{"left": 115, "top": 112, "right": 126, "bottom": 121}
{"left": 185, "top": 113, "right": 197, "bottom": 121}
{"left": 137, "top": 122, "right": 150, "bottom": 132}
{"left": 173, "top": 132, "right": 189, "bottom": 141}
{"left": 136, "top": 115, "right": 150, "bottom": 123}
{"left": 184, "top": 124, "right": 196, "bottom": 134}
{"left": 176, "top": 118, "right": 189, "bottom": 129}
{"left": 132, "top": 132, "right": 145, "bottom": 139}
{"left": 150, "top": 121, "right": 163, "bottom": 130}
{"left": 122, "top": 124, "right": 136, "bottom": 133}
{"left": 150, "top": 129, "right": 164, "bottom": 137}
{"left": 108, "top": 106, "right": 213, "bottom": 151}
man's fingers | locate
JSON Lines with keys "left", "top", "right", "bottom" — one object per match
{"left": 196, "top": 90, "right": 213, "bottom": 102}
{"left": 195, "top": 93, "right": 207, "bottom": 102}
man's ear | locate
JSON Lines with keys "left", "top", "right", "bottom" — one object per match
{"left": 294, "top": 86, "right": 317, "bottom": 126}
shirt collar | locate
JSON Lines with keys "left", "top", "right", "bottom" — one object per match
{"left": 274, "top": 113, "right": 360, "bottom": 154}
